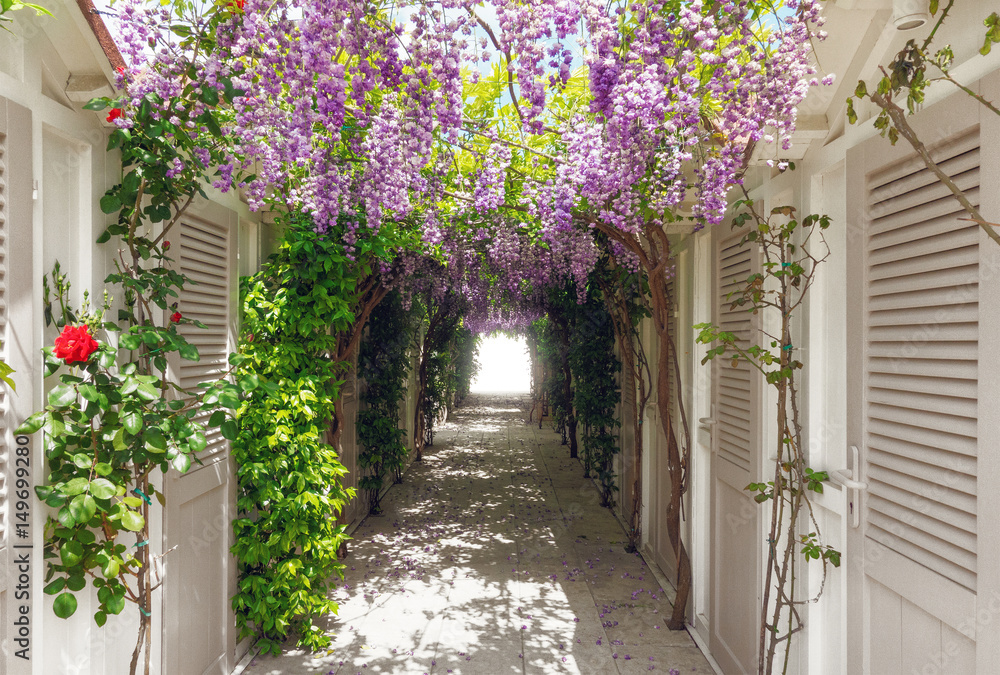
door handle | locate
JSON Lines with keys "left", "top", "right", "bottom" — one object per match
{"left": 829, "top": 469, "right": 867, "bottom": 491}
{"left": 698, "top": 404, "right": 717, "bottom": 433}
{"left": 830, "top": 445, "right": 867, "bottom": 528}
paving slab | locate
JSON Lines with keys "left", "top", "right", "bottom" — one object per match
{"left": 242, "top": 393, "right": 713, "bottom": 675}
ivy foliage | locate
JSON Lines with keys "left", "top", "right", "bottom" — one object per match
{"left": 232, "top": 216, "right": 360, "bottom": 655}
{"left": 358, "top": 290, "right": 414, "bottom": 514}
{"left": 531, "top": 315, "right": 572, "bottom": 445}
{"left": 414, "top": 293, "right": 465, "bottom": 449}
{"left": 568, "top": 284, "right": 621, "bottom": 507}
{"left": 451, "top": 327, "right": 480, "bottom": 406}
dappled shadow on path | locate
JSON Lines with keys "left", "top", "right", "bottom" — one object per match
{"left": 242, "top": 393, "right": 712, "bottom": 675}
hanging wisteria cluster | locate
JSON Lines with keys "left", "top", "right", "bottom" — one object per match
{"left": 524, "top": 0, "right": 828, "bottom": 243}
{"left": 109, "top": 0, "right": 827, "bottom": 330}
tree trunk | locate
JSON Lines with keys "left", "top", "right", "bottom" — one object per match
{"left": 414, "top": 340, "right": 429, "bottom": 462}
{"left": 129, "top": 472, "right": 152, "bottom": 675}
{"left": 330, "top": 392, "right": 350, "bottom": 558}
{"left": 649, "top": 263, "right": 692, "bottom": 631}
{"left": 621, "top": 331, "right": 643, "bottom": 552}
{"left": 556, "top": 316, "right": 578, "bottom": 459}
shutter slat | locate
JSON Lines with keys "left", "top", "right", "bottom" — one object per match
{"left": 863, "top": 136, "right": 980, "bottom": 590}
{"left": 867, "top": 303, "right": 978, "bottom": 327}
{"left": 716, "top": 238, "right": 752, "bottom": 472}
{"left": 179, "top": 219, "right": 230, "bottom": 470}
{"left": 870, "top": 204, "right": 978, "bottom": 250}
{"left": 869, "top": 130, "right": 979, "bottom": 189}
{"left": 869, "top": 170, "right": 979, "bottom": 221}
{"left": 868, "top": 372, "right": 976, "bottom": 397}
{"left": 868, "top": 447, "right": 976, "bottom": 496}
{"left": 868, "top": 465, "right": 976, "bottom": 516}
{"left": 867, "top": 524, "right": 977, "bottom": 591}
{"left": 869, "top": 148, "right": 979, "bottom": 207}
{"left": 868, "top": 387, "right": 976, "bottom": 418}
{"left": 868, "top": 341, "right": 977, "bottom": 361}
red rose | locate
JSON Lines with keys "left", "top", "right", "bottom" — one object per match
{"left": 162, "top": 241, "right": 170, "bottom": 250}
{"left": 54, "top": 325, "right": 100, "bottom": 365}
{"left": 106, "top": 108, "right": 123, "bottom": 123}
{"left": 170, "top": 312, "right": 182, "bottom": 323}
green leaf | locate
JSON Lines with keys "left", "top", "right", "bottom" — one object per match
{"left": 220, "top": 419, "right": 237, "bottom": 440}
{"left": 209, "top": 410, "right": 226, "bottom": 427}
{"left": 106, "top": 593, "right": 126, "bottom": 615}
{"left": 137, "top": 382, "right": 160, "bottom": 402}
{"left": 90, "top": 478, "right": 116, "bottom": 500}
{"left": 179, "top": 343, "right": 200, "bottom": 361}
{"left": 188, "top": 431, "right": 207, "bottom": 453}
{"left": 56, "top": 506, "right": 76, "bottom": 528}
{"left": 69, "top": 494, "right": 97, "bottom": 523}
{"left": 171, "top": 453, "right": 192, "bottom": 473}
{"left": 144, "top": 428, "right": 167, "bottom": 453}
{"left": 83, "top": 98, "right": 110, "bottom": 111}
{"left": 122, "top": 407, "right": 142, "bottom": 435}
{"left": 53, "top": 592, "right": 78, "bottom": 619}
{"left": 239, "top": 374, "right": 260, "bottom": 392}
{"left": 99, "top": 194, "right": 122, "bottom": 215}
{"left": 48, "top": 384, "right": 77, "bottom": 408}
{"left": 63, "top": 477, "right": 90, "bottom": 496}
{"left": 95, "top": 610, "right": 107, "bottom": 627}
{"left": 15, "top": 411, "right": 45, "bottom": 435}
{"left": 121, "top": 510, "right": 144, "bottom": 532}
{"left": 78, "top": 383, "right": 99, "bottom": 402}
{"left": 94, "top": 462, "right": 114, "bottom": 476}
{"left": 120, "top": 334, "right": 142, "bottom": 351}
{"left": 66, "top": 575, "right": 86, "bottom": 592}
{"left": 43, "top": 578, "right": 66, "bottom": 595}
{"left": 60, "top": 540, "right": 84, "bottom": 567}
{"left": 101, "top": 558, "right": 120, "bottom": 579}
{"left": 113, "top": 427, "right": 128, "bottom": 452}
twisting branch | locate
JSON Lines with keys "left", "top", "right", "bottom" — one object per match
{"left": 696, "top": 195, "right": 837, "bottom": 675}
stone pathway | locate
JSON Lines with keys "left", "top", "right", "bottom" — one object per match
{"left": 242, "top": 393, "right": 714, "bottom": 675}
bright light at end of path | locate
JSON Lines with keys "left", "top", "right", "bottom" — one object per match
{"left": 470, "top": 335, "right": 530, "bottom": 393}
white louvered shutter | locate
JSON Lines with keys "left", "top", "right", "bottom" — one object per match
{"left": 716, "top": 236, "right": 754, "bottom": 473}
{"left": 177, "top": 217, "right": 232, "bottom": 468}
{"left": 863, "top": 130, "right": 979, "bottom": 591}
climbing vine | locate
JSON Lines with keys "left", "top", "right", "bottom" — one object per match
{"left": 234, "top": 215, "right": 381, "bottom": 655}
{"left": 531, "top": 314, "right": 575, "bottom": 454}
{"left": 569, "top": 285, "right": 621, "bottom": 507}
{"left": 412, "top": 293, "right": 464, "bottom": 457}
{"left": 595, "top": 251, "right": 652, "bottom": 551}
{"left": 451, "top": 327, "right": 480, "bottom": 406}
{"left": 357, "top": 290, "right": 414, "bottom": 514}
{"left": 696, "top": 199, "right": 838, "bottom": 675}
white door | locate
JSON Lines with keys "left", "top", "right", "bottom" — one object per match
{"left": 709, "top": 226, "right": 761, "bottom": 673}
{"left": 163, "top": 209, "right": 238, "bottom": 674}
{"left": 845, "top": 76, "right": 1000, "bottom": 673}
